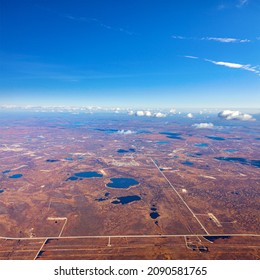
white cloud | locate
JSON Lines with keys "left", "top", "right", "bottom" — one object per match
{"left": 217, "top": 4, "right": 226, "bottom": 10}
{"left": 155, "top": 112, "right": 166, "bottom": 118}
{"left": 237, "top": 0, "right": 249, "bottom": 8}
{"left": 192, "top": 123, "right": 214, "bottom": 129}
{"left": 218, "top": 110, "right": 255, "bottom": 121}
{"left": 203, "top": 37, "right": 250, "bottom": 43}
{"left": 172, "top": 35, "right": 186, "bottom": 39}
{"left": 184, "top": 55, "right": 198, "bottom": 59}
{"left": 128, "top": 110, "right": 134, "bottom": 115}
{"left": 145, "top": 111, "right": 152, "bottom": 117}
{"left": 206, "top": 60, "right": 243, "bottom": 68}
{"left": 64, "top": 15, "right": 135, "bottom": 35}
{"left": 205, "top": 59, "right": 260, "bottom": 76}
{"left": 170, "top": 108, "right": 177, "bottom": 114}
{"left": 117, "top": 130, "right": 136, "bottom": 135}
{"left": 173, "top": 35, "right": 250, "bottom": 43}
{"left": 187, "top": 113, "right": 193, "bottom": 118}
{"left": 136, "top": 111, "right": 145, "bottom": 116}
{"left": 134, "top": 110, "right": 166, "bottom": 118}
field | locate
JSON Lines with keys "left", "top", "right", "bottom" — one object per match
{"left": 0, "top": 112, "right": 259, "bottom": 260}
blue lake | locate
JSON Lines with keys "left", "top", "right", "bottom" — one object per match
{"left": 117, "top": 148, "right": 135, "bottom": 153}
{"left": 159, "top": 132, "right": 183, "bottom": 140}
{"left": 156, "top": 141, "right": 170, "bottom": 144}
{"left": 251, "top": 160, "right": 260, "bottom": 168}
{"left": 181, "top": 161, "right": 194, "bottom": 166}
{"left": 46, "top": 159, "right": 60, "bottom": 162}
{"left": 194, "top": 143, "right": 208, "bottom": 147}
{"left": 106, "top": 178, "right": 139, "bottom": 189}
{"left": 223, "top": 149, "right": 237, "bottom": 153}
{"left": 150, "top": 212, "right": 160, "bottom": 219}
{"left": 95, "top": 128, "right": 119, "bottom": 134}
{"left": 0, "top": 189, "right": 4, "bottom": 193}
{"left": 66, "top": 176, "right": 78, "bottom": 181}
{"left": 66, "top": 171, "right": 103, "bottom": 181}
{"left": 9, "top": 174, "right": 23, "bottom": 179}
{"left": 186, "top": 153, "right": 202, "bottom": 157}
{"left": 137, "top": 130, "right": 152, "bottom": 134}
{"left": 111, "top": 195, "right": 141, "bottom": 205}
{"left": 215, "top": 157, "right": 260, "bottom": 168}
{"left": 64, "top": 157, "right": 73, "bottom": 161}
{"left": 74, "top": 171, "right": 103, "bottom": 178}
{"left": 117, "top": 149, "right": 129, "bottom": 154}
{"left": 95, "top": 197, "right": 108, "bottom": 202}
{"left": 203, "top": 236, "right": 230, "bottom": 242}
{"left": 2, "top": 170, "right": 11, "bottom": 174}
{"left": 206, "top": 136, "right": 225, "bottom": 141}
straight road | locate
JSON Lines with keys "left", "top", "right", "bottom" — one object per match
{"left": 1, "top": 233, "right": 260, "bottom": 241}
{"left": 150, "top": 158, "right": 210, "bottom": 235}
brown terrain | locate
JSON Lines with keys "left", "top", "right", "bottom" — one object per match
{"left": 0, "top": 112, "right": 259, "bottom": 260}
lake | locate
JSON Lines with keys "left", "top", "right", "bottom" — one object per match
{"left": 74, "top": 171, "right": 103, "bottom": 178}
{"left": 111, "top": 195, "right": 141, "bottom": 205}
{"left": 194, "top": 143, "right": 208, "bottom": 147}
{"left": 106, "top": 177, "right": 139, "bottom": 189}
{"left": 9, "top": 174, "right": 23, "bottom": 179}
{"left": 206, "top": 136, "right": 225, "bottom": 141}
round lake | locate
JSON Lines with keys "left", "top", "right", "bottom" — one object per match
{"left": 106, "top": 178, "right": 139, "bottom": 189}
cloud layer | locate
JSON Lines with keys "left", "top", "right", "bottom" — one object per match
{"left": 218, "top": 110, "right": 255, "bottom": 121}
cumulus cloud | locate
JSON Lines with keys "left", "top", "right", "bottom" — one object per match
{"left": 136, "top": 111, "right": 145, "bottom": 116}
{"left": 218, "top": 110, "right": 255, "bottom": 121}
{"left": 170, "top": 108, "right": 177, "bottom": 114}
{"left": 117, "top": 130, "right": 136, "bottom": 135}
{"left": 155, "top": 112, "right": 166, "bottom": 118}
{"left": 135, "top": 110, "right": 152, "bottom": 117}
{"left": 145, "top": 111, "right": 152, "bottom": 117}
{"left": 187, "top": 113, "right": 193, "bottom": 118}
{"left": 134, "top": 110, "right": 167, "bottom": 118}
{"left": 192, "top": 123, "right": 214, "bottom": 129}
{"left": 204, "top": 59, "right": 260, "bottom": 76}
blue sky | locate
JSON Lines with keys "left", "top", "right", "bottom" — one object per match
{"left": 0, "top": 0, "right": 259, "bottom": 108}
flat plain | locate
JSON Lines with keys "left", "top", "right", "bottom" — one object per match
{"left": 0, "top": 112, "right": 259, "bottom": 259}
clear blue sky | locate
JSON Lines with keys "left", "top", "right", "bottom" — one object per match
{"left": 0, "top": 0, "right": 259, "bottom": 108}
